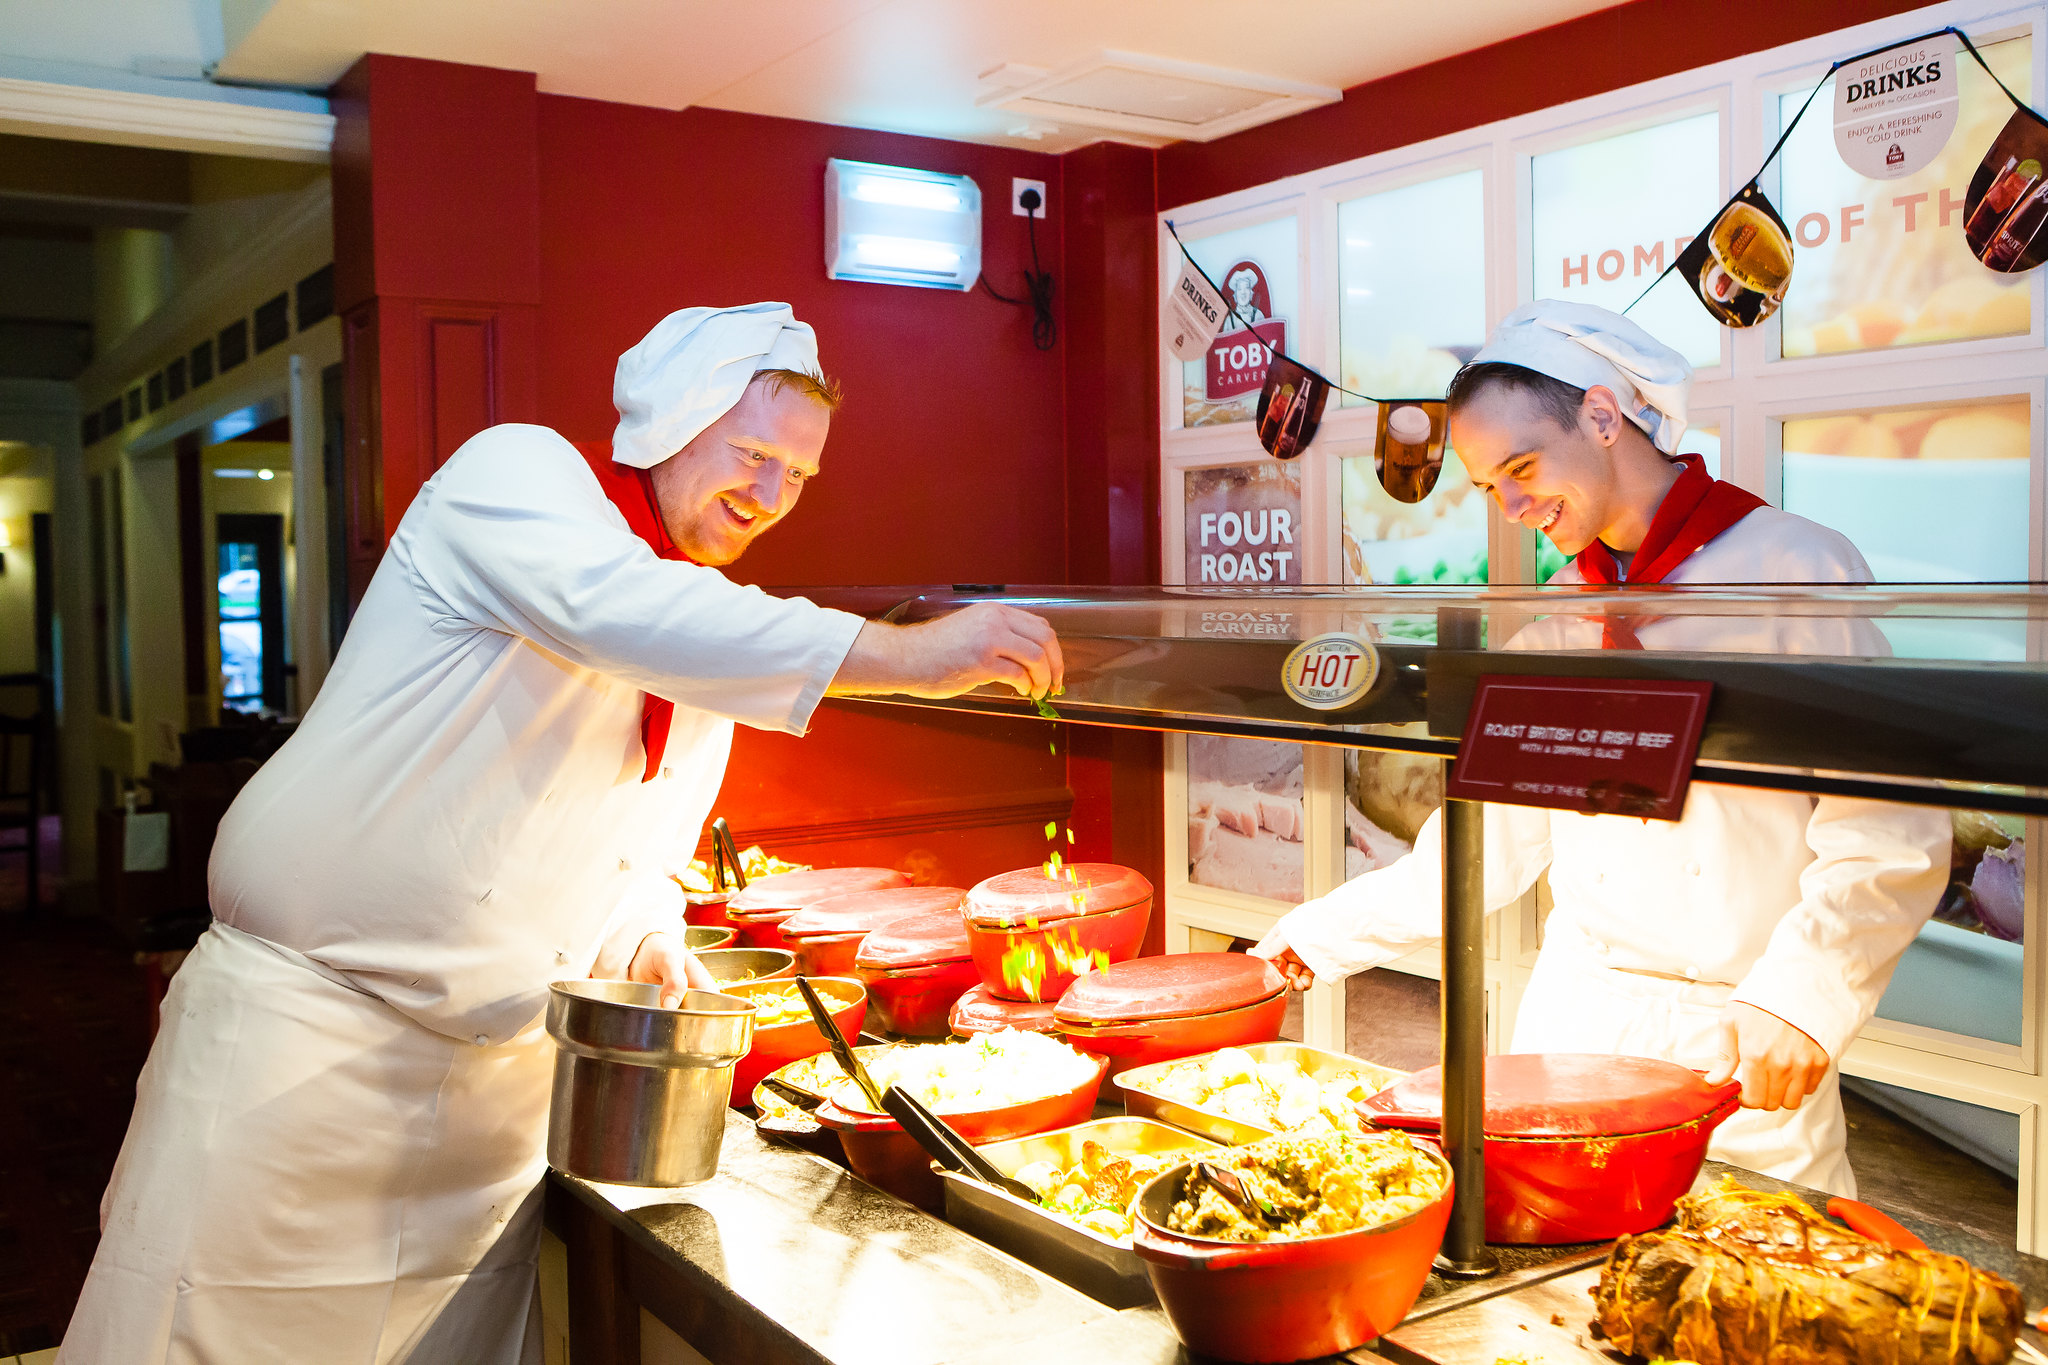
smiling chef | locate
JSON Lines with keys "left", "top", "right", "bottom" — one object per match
{"left": 1255, "top": 298, "right": 1948, "bottom": 1197}
{"left": 62, "top": 302, "right": 1062, "bottom": 1365}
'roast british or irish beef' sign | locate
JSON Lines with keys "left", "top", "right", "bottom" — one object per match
{"left": 1447, "top": 675, "right": 1714, "bottom": 821}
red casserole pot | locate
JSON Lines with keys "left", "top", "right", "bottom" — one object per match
{"left": 778, "top": 886, "right": 967, "bottom": 979}
{"left": 1131, "top": 1148, "right": 1454, "bottom": 1363}
{"left": 853, "top": 911, "right": 980, "bottom": 1037}
{"left": 722, "top": 975, "right": 867, "bottom": 1107}
{"left": 964, "top": 864, "right": 1152, "bottom": 1002}
{"left": 949, "top": 983, "right": 1060, "bottom": 1037}
{"left": 724, "top": 867, "right": 909, "bottom": 948}
{"left": 814, "top": 1049, "right": 1111, "bottom": 1212}
{"left": 1358, "top": 1052, "right": 1743, "bottom": 1245}
{"left": 682, "top": 890, "right": 737, "bottom": 929}
{"left": 1055, "top": 953, "right": 1286, "bottom": 1080}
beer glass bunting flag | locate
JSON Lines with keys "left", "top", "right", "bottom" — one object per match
{"left": 1964, "top": 105, "right": 2048, "bottom": 273}
{"left": 1254, "top": 355, "right": 1330, "bottom": 460}
{"left": 1371, "top": 400, "right": 1449, "bottom": 503}
{"left": 1676, "top": 183, "right": 1796, "bottom": 328}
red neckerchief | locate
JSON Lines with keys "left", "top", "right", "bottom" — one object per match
{"left": 1571, "top": 453, "right": 1766, "bottom": 648}
{"left": 576, "top": 441, "right": 691, "bottom": 782}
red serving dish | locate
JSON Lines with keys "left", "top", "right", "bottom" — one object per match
{"left": 682, "top": 890, "right": 735, "bottom": 929}
{"left": 1054, "top": 953, "right": 1286, "bottom": 1080}
{"left": 1358, "top": 1053, "right": 1742, "bottom": 1245}
{"left": 779, "top": 886, "right": 967, "bottom": 979}
{"left": 964, "top": 864, "right": 1152, "bottom": 1002}
{"left": 949, "top": 983, "right": 1060, "bottom": 1037}
{"left": 813, "top": 1048, "right": 1111, "bottom": 1212}
{"left": 853, "top": 910, "right": 980, "bottom": 1037}
{"left": 1131, "top": 1148, "right": 1454, "bottom": 1363}
{"left": 721, "top": 976, "right": 867, "bottom": 1107}
{"left": 724, "top": 867, "right": 910, "bottom": 948}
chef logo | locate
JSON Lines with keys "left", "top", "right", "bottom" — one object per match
{"left": 1206, "top": 259, "right": 1288, "bottom": 401}
{"left": 1282, "top": 633, "right": 1378, "bottom": 711}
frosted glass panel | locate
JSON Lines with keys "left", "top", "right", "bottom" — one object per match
{"left": 1778, "top": 35, "right": 2031, "bottom": 357}
{"left": 1529, "top": 111, "right": 1723, "bottom": 368}
{"left": 1336, "top": 169, "right": 1486, "bottom": 404}
{"left": 1187, "top": 736, "right": 1304, "bottom": 902}
{"left": 1341, "top": 447, "right": 1488, "bottom": 586}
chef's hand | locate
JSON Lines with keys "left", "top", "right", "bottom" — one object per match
{"left": 1248, "top": 926, "right": 1315, "bottom": 991}
{"left": 1702, "top": 1001, "right": 1828, "bottom": 1112}
{"left": 629, "top": 932, "right": 717, "bottom": 1009}
{"left": 830, "top": 604, "right": 1064, "bottom": 701}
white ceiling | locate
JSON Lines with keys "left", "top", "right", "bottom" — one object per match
{"left": 204, "top": 0, "right": 1630, "bottom": 154}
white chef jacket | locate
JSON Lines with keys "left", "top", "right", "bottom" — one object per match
{"left": 64, "top": 424, "right": 865, "bottom": 1365}
{"left": 209, "top": 422, "right": 865, "bottom": 1042}
{"left": 1261, "top": 506, "right": 1949, "bottom": 1187}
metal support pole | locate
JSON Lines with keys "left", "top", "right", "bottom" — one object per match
{"left": 1436, "top": 795, "right": 1497, "bottom": 1277}
{"left": 1435, "top": 604, "right": 1497, "bottom": 1279}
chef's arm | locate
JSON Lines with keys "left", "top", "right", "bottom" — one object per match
{"left": 1727, "top": 796, "right": 1949, "bottom": 1065}
{"left": 1251, "top": 801, "right": 1554, "bottom": 986}
{"left": 828, "top": 605, "right": 1064, "bottom": 700}
{"left": 406, "top": 427, "right": 862, "bottom": 735}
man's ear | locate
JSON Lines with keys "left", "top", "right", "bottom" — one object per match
{"left": 1580, "top": 385, "right": 1627, "bottom": 446}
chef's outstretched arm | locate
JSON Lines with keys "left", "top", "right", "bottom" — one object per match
{"left": 828, "top": 604, "right": 1064, "bottom": 700}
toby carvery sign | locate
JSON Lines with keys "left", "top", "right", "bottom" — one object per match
{"left": 1446, "top": 675, "right": 1714, "bottom": 821}
{"left": 1206, "top": 258, "right": 1289, "bottom": 400}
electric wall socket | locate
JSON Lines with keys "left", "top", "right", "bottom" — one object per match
{"left": 1012, "top": 178, "right": 1047, "bottom": 218}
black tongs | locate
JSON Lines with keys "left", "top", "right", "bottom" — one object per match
{"left": 710, "top": 817, "right": 748, "bottom": 893}
{"left": 795, "top": 975, "right": 884, "bottom": 1109}
{"left": 1189, "top": 1160, "right": 1281, "bottom": 1227}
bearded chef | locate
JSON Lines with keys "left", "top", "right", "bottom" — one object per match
{"left": 1253, "top": 299, "right": 1948, "bottom": 1197}
{"left": 62, "top": 302, "right": 1062, "bottom": 1365}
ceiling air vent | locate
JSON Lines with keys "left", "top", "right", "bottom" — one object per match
{"left": 978, "top": 52, "right": 1340, "bottom": 145}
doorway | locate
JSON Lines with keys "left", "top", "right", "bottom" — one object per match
{"left": 215, "top": 512, "right": 284, "bottom": 714}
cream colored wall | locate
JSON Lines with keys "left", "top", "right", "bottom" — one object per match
{"left": 124, "top": 456, "right": 184, "bottom": 771}
{"left": 92, "top": 228, "right": 177, "bottom": 358}
{"left": 0, "top": 452, "right": 54, "bottom": 677}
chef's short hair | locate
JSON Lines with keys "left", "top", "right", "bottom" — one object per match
{"left": 1446, "top": 361, "right": 1585, "bottom": 434}
{"left": 754, "top": 367, "right": 843, "bottom": 412}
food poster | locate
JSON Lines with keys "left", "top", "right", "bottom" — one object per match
{"left": 1781, "top": 397, "right": 2029, "bottom": 587}
{"left": 1677, "top": 183, "right": 1796, "bottom": 328}
{"left": 1335, "top": 169, "right": 1486, "bottom": 404}
{"left": 1529, "top": 110, "right": 1724, "bottom": 368}
{"left": 1187, "top": 736, "right": 1304, "bottom": 901}
{"left": 1870, "top": 809, "right": 2025, "bottom": 1048}
{"left": 1343, "top": 750, "right": 1441, "bottom": 883}
{"left": 1340, "top": 445, "right": 1486, "bottom": 591}
{"left": 1778, "top": 35, "right": 2030, "bottom": 356}
{"left": 1177, "top": 216, "right": 1299, "bottom": 427}
{"left": 1184, "top": 462, "right": 1303, "bottom": 586}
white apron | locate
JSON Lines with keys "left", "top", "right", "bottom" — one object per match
{"left": 60, "top": 924, "right": 554, "bottom": 1365}
{"left": 1511, "top": 930, "right": 1854, "bottom": 1196}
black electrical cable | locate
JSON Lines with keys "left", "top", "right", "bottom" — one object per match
{"left": 981, "top": 190, "right": 1057, "bottom": 350}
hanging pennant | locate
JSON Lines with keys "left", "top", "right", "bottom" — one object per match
{"left": 1834, "top": 32, "right": 1958, "bottom": 179}
{"left": 1675, "top": 182, "right": 1795, "bottom": 328}
{"left": 1964, "top": 106, "right": 2048, "bottom": 272}
{"left": 1372, "top": 400, "right": 1449, "bottom": 503}
{"left": 1253, "top": 355, "right": 1329, "bottom": 460}
{"left": 1163, "top": 257, "right": 1229, "bottom": 361}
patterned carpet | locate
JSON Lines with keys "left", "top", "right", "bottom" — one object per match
{"left": 0, "top": 818, "right": 152, "bottom": 1355}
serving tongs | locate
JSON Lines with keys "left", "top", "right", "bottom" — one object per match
{"left": 790, "top": 975, "right": 1036, "bottom": 1202}
{"left": 1188, "top": 1160, "right": 1282, "bottom": 1228}
{"left": 710, "top": 816, "right": 748, "bottom": 893}
{"left": 758, "top": 1075, "right": 827, "bottom": 1113}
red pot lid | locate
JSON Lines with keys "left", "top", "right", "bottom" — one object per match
{"left": 854, "top": 910, "right": 973, "bottom": 971}
{"left": 965, "top": 864, "right": 1152, "bottom": 928}
{"left": 950, "top": 984, "right": 1060, "bottom": 1034}
{"left": 726, "top": 867, "right": 909, "bottom": 919}
{"left": 1358, "top": 1053, "right": 1743, "bottom": 1140}
{"left": 1053, "top": 952, "right": 1283, "bottom": 1025}
{"left": 781, "top": 887, "right": 968, "bottom": 941}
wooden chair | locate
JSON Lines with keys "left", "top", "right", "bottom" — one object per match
{"left": 0, "top": 712, "right": 44, "bottom": 913}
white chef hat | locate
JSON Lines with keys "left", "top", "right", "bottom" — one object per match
{"left": 1469, "top": 299, "right": 1692, "bottom": 453}
{"left": 610, "top": 302, "right": 822, "bottom": 469}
